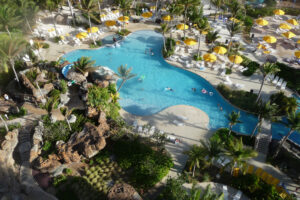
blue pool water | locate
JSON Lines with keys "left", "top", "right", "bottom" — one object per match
{"left": 63, "top": 30, "right": 300, "bottom": 145}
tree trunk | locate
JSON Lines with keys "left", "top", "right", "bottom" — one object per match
{"left": 192, "top": 163, "right": 196, "bottom": 177}
{"left": 66, "top": 117, "right": 72, "bottom": 131}
{"left": 251, "top": 116, "right": 261, "bottom": 137}
{"left": 163, "top": 33, "right": 167, "bottom": 53}
{"left": 0, "top": 115, "right": 9, "bottom": 132}
{"left": 10, "top": 59, "right": 19, "bottom": 83}
{"left": 273, "top": 129, "right": 294, "bottom": 158}
{"left": 155, "top": 0, "right": 159, "bottom": 17}
{"left": 117, "top": 80, "right": 126, "bottom": 92}
{"left": 88, "top": 15, "right": 96, "bottom": 45}
{"left": 5, "top": 26, "right": 11, "bottom": 38}
{"left": 229, "top": 124, "right": 233, "bottom": 135}
{"left": 67, "top": 0, "right": 76, "bottom": 26}
{"left": 228, "top": 36, "right": 233, "bottom": 54}
{"left": 256, "top": 76, "right": 266, "bottom": 103}
{"left": 52, "top": 13, "right": 59, "bottom": 36}
{"left": 36, "top": 81, "right": 45, "bottom": 103}
{"left": 25, "top": 17, "right": 34, "bottom": 34}
{"left": 183, "top": 6, "right": 187, "bottom": 39}
{"left": 197, "top": 35, "right": 201, "bottom": 57}
{"left": 97, "top": 0, "right": 102, "bottom": 23}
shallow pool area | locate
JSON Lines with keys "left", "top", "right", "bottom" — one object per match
{"left": 63, "top": 30, "right": 300, "bottom": 145}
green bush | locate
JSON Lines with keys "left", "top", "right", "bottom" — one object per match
{"left": 225, "top": 68, "right": 232, "bottom": 74}
{"left": 42, "top": 43, "right": 50, "bottom": 49}
{"left": 60, "top": 80, "right": 67, "bottom": 94}
{"left": 241, "top": 55, "right": 260, "bottom": 76}
{"left": 44, "top": 89, "right": 61, "bottom": 112}
{"left": 117, "top": 29, "right": 131, "bottom": 36}
{"left": 89, "top": 40, "right": 102, "bottom": 48}
{"left": 217, "top": 83, "right": 258, "bottom": 113}
{"left": 25, "top": 68, "right": 38, "bottom": 85}
{"left": 163, "top": 38, "right": 176, "bottom": 58}
{"left": 0, "top": 123, "right": 21, "bottom": 142}
{"left": 53, "top": 175, "right": 67, "bottom": 187}
{"left": 87, "top": 85, "right": 110, "bottom": 108}
{"left": 3, "top": 106, "right": 27, "bottom": 120}
{"left": 193, "top": 54, "right": 202, "bottom": 61}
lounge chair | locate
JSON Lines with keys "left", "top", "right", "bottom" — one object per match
{"left": 132, "top": 120, "right": 138, "bottom": 129}
{"left": 220, "top": 69, "right": 226, "bottom": 77}
{"left": 272, "top": 76, "right": 279, "bottom": 84}
{"left": 22, "top": 54, "right": 31, "bottom": 62}
{"left": 149, "top": 126, "right": 155, "bottom": 135}
{"left": 137, "top": 126, "right": 143, "bottom": 133}
{"left": 143, "top": 127, "right": 149, "bottom": 134}
{"left": 240, "top": 67, "right": 248, "bottom": 72}
{"left": 233, "top": 190, "right": 242, "bottom": 200}
{"left": 280, "top": 81, "right": 287, "bottom": 90}
{"left": 271, "top": 178, "right": 280, "bottom": 186}
{"left": 224, "top": 76, "right": 232, "bottom": 85}
{"left": 222, "top": 185, "right": 229, "bottom": 200}
{"left": 267, "top": 74, "right": 275, "bottom": 82}
{"left": 166, "top": 135, "right": 176, "bottom": 142}
{"left": 276, "top": 78, "right": 283, "bottom": 87}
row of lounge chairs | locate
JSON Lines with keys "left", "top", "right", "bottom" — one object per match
{"left": 224, "top": 76, "right": 245, "bottom": 89}
{"left": 266, "top": 74, "right": 287, "bottom": 90}
{"left": 222, "top": 185, "right": 242, "bottom": 200}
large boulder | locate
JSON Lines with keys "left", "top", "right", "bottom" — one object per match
{"left": 0, "top": 99, "right": 17, "bottom": 114}
{"left": 108, "top": 183, "right": 143, "bottom": 200}
{"left": 66, "top": 69, "right": 86, "bottom": 84}
{"left": 90, "top": 66, "right": 118, "bottom": 84}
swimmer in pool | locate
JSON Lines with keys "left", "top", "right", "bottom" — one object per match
{"left": 165, "top": 87, "right": 174, "bottom": 92}
{"left": 192, "top": 88, "right": 196, "bottom": 92}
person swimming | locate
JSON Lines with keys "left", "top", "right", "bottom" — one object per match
{"left": 192, "top": 88, "right": 196, "bottom": 92}
{"left": 113, "top": 36, "right": 117, "bottom": 42}
{"left": 165, "top": 87, "right": 174, "bottom": 92}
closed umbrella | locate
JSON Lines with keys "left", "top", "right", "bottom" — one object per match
{"left": 203, "top": 53, "right": 217, "bottom": 62}
{"left": 282, "top": 31, "right": 296, "bottom": 39}
{"left": 229, "top": 17, "right": 240, "bottom": 23}
{"left": 213, "top": 46, "right": 227, "bottom": 55}
{"left": 273, "top": 9, "right": 285, "bottom": 15}
{"left": 105, "top": 20, "right": 116, "bottom": 26}
{"left": 118, "top": 16, "right": 130, "bottom": 22}
{"left": 295, "top": 51, "right": 300, "bottom": 58}
{"left": 256, "top": 18, "right": 268, "bottom": 26}
{"left": 184, "top": 38, "right": 197, "bottom": 46}
{"left": 229, "top": 55, "right": 243, "bottom": 64}
{"left": 162, "top": 15, "right": 172, "bottom": 21}
{"left": 286, "top": 19, "right": 299, "bottom": 26}
{"left": 176, "top": 24, "right": 189, "bottom": 30}
{"left": 263, "top": 35, "right": 277, "bottom": 43}
{"left": 142, "top": 12, "right": 153, "bottom": 18}
{"left": 279, "top": 23, "right": 292, "bottom": 30}
{"left": 76, "top": 32, "right": 88, "bottom": 39}
{"left": 87, "top": 27, "right": 99, "bottom": 33}
{"left": 112, "top": 10, "right": 119, "bottom": 14}
{"left": 297, "top": 39, "right": 300, "bottom": 44}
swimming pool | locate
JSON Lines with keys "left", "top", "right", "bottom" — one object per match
{"left": 63, "top": 30, "right": 300, "bottom": 145}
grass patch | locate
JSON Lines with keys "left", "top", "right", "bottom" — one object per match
{"left": 116, "top": 29, "right": 131, "bottom": 36}
{"left": 217, "top": 83, "right": 258, "bottom": 113}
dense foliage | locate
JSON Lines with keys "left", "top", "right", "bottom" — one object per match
{"left": 270, "top": 92, "right": 298, "bottom": 116}
{"left": 217, "top": 83, "right": 258, "bottom": 113}
{"left": 163, "top": 38, "right": 176, "bottom": 58}
{"left": 240, "top": 55, "right": 260, "bottom": 76}
{"left": 274, "top": 63, "right": 300, "bottom": 93}
{"left": 112, "top": 138, "right": 173, "bottom": 188}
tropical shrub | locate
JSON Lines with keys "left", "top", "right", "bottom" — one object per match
{"left": 270, "top": 92, "right": 298, "bottom": 116}
{"left": 87, "top": 85, "right": 110, "bottom": 108}
{"left": 158, "top": 177, "right": 188, "bottom": 200}
{"left": 59, "top": 80, "right": 67, "bottom": 94}
{"left": 240, "top": 56, "right": 260, "bottom": 76}
{"left": 117, "top": 29, "right": 131, "bottom": 36}
{"left": 163, "top": 38, "right": 176, "bottom": 58}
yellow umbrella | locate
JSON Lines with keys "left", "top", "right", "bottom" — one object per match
{"left": 203, "top": 53, "right": 217, "bottom": 63}
{"left": 282, "top": 31, "right": 296, "bottom": 39}
{"left": 297, "top": 39, "right": 300, "bottom": 44}
{"left": 229, "top": 55, "right": 243, "bottom": 64}
{"left": 59, "top": 35, "right": 65, "bottom": 40}
{"left": 263, "top": 35, "right": 277, "bottom": 43}
{"left": 229, "top": 17, "right": 240, "bottom": 23}
{"left": 162, "top": 15, "right": 172, "bottom": 21}
{"left": 184, "top": 38, "right": 197, "bottom": 46}
{"left": 76, "top": 32, "right": 88, "bottom": 39}
{"left": 295, "top": 51, "right": 300, "bottom": 58}
{"left": 112, "top": 10, "right": 119, "bottom": 14}
{"left": 87, "top": 27, "right": 99, "bottom": 33}
{"left": 176, "top": 41, "right": 181, "bottom": 45}
{"left": 256, "top": 18, "right": 268, "bottom": 26}
{"left": 48, "top": 28, "right": 55, "bottom": 32}
{"left": 150, "top": 6, "right": 156, "bottom": 10}
{"left": 257, "top": 44, "right": 263, "bottom": 49}
{"left": 105, "top": 20, "right": 116, "bottom": 26}
{"left": 176, "top": 24, "right": 189, "bottom": 30}
{"left": 213, "top": 46, "right": 227, "bottom": 55}
{"left": 273, "top": 9, "right": 285, "bottom": 15}
{"left": 201, "top": 31, "right": 208, "bottom": 35}
{"left": 263, "top": 50, "right": 271, "bottom": 54}
{"left": 142, "top": 12, "right": 153, "bottom": 18}
{"left": 279, "top": 23, "right": 292, "bottom": 30}
{"left": 118, "top": 16, "right": 130, "bottom": 22}
{"left": 286, "top": 19, "right": 298, "bottom": 26}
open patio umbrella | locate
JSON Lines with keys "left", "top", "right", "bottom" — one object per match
{"left": 201, "top": 31, "right": 208, "bottom": 35}
{"left": 105, "top": 20, "right": 116, "bottom": 26}
{"left": 176, "top": 24, "right": 189, "bottom": 30}
{"left": 150, "top": 6, "right": 156, "bottom": 11}
{"left": 162, "top": 15, "right": 172, "bottom": 21}
{"left": 229, "top": 17, "right": 240, "bottom": 23}
{"left": 282, "top": 31, "right": 296, "bottom": 39}
{"left": 295, "top": 51, "right": 300, "bottom": 58}
{"left": 273, "top": 9, "right": 285, "bottom": 15}
{"left": 203, "top": 53, "right": 217, "bottom": 62}
{"left": 142, "top": 12, "right": 153, "bottom": 18}
{"left": 118, "top": 16, "right": 130, "bottom": 22}
{"left": 76, "top": 32, "right": 88, "bottom": 39}
{"left": 213, "top": 46, "right": 227, "bottom": 55}
{"left": 263, "top": 35, "right": 277, "bottom": 43}
{"left": 229, "top": 55, "right": 243, "bottom": 64}
{"left": 297, "top": 39, "right": 300, "bottom": 44}
{"left": 279, "top": 23, "right": 292, "bottom": 30}
{"left": 256, "top": 18, "right": 268, "bottom": 26}
{"left": 87, "top": 27, "right": 99, "bottom": 33}
{"left": 257, "top": 44, "right": 264, "bottom": 49}
{"left": 286, "top": 19, "right": 299, "bottom": 26}
{"left": 184, "top": 38, "right": 197, "bottom": 45}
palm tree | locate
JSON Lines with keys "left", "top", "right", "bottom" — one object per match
{"left": 116, "top": 0, "right": 132, "bottom": 17}
{"left": 226, "top": 21, "right": 243, "bottom": 53}
{"left": 227, "top": 111, "right": 242, "bottom": 135}
{"left": 199, "top": 139, "right": 223, "bottom": 168}
{"left": 0, "top": 5, "right": 23, "bottom": 37}
{"left": 0, "top": 37, "right": 27, "bottom": 83}
{"left": 116, "top": 64, "right": 136, "bottom": 92}
{"left": 212, "top": 0, "right": 223, "bottom": 21}
{"left": 251, "top": 101, "right": 278, "bottom": 137}
{"left": 273, "top": 111, "right": 300, "bottom": 158}
{"left": 224, "top": 137, "right": 258, "bottom": 174}
{"left": 61, "top": 107, "right": 73, "bottom": 131}
{"left": 17, "top": 0, "right": 39, "bottom": 34}
{"left": 81, "top": 0, "right": 97, "bottom": 44}
{"left": 177, "top": 0, "right": 201, "bottom": 39}
{"left": 205, "top": 30, "right": 220, "bottom": 49}
{"left": 228, "top": 0, "right": 243, "bottom": 18}
{"left": 196, "top": 18, "right": 210, "bottom": 57}
{"left": 67, "top": 0, "right": 76, "bottom": 25}
{"left": 256, "top": 62, "right": 280, "bottom": 103}
{"left": 160, "top": 23, "right": 171, "bottom": 53}
{"left": 73, "top": 56, "right": 97, "bottom": 76}
{"left": 184, "top": 144, "right": 204, "bottom": 177}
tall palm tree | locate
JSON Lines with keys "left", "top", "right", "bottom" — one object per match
{"left": 256, "top": 62, "right": 280, "bottom": 103}
{"left": 0, "top": 5, "right": 23, "bottom": 37}
{"left": 167, "top": 3, "right": 183, "bottom": 50}
{"left": 17, "top": 0, "right": 39, "bottom": 34}
{"left": 251, "top": 101, "right": 278, "bottom": 137}
{"left": 73, "top": 56, "right": 97, "bottom": 76}
{"left": 199, "top": 139, "right": 223, "bottom": 168}
{"left": 273, "top": 111, "right": 300, "bottom": 158}
{"left": 0, "top": 37, "right": 27, "bottom": 83}
{"left": 81, "top": 0, "right": 97, "bottom": 44}
{"left": 212, "top": 0, "right": 223, "bottom": 21}
{"left": 205, "top": 30, "right": 220, "bottom": 49}
{"left": 116, "top": 0, "right": 132, "bottom": 17}
{"left": 224, "top": 137, "right": 258, "bottom": 174}
{"left": 228, "top": 0, "right": 243, "bottom": 18}
{"left": 196, "top": 18, "right": 210, "bottom": 57}
{"left": 67, "top": 0, "right": 76, "bottom": 25}
{"left": 227, "top": 111, "right": 242, "bottom": 135}
{"left": 226, "top": 21, "right": 243, "bottom": 54}
{"left": 160, "top": 23, "right": 171, "bottom": 53}
{"left": 116, "top": 64, "right": 136, "bottom": 92}
{"left": 184, "top": 144, "right": 204, "bottom": 177}
{"left": 177, "top": 0, "right": 201, "bottom": 39}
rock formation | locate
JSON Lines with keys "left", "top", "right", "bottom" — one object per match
{"left": 66, "top": 69, "right": 86, "bottom": 84}
{"left": 107, "top": 183, "right": 143, "bottom": 200}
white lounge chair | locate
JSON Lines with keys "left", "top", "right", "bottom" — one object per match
{"left": 276, "top": 78, "right": 283, "bottom": 87}
{"left": 267, "top": 74, "right": 275, "bottom": 82}
{"left": 233, "top": 190, "right": 242, "bottom": 200}
{"left": 272, "top": 76, "right": 279, "bottom": 84}
{"left": 149, "top": 126, "right": 155, "bottom": 135}
{"left": 137, "top": 126, "right": 143, "bottom": 133}
{"left": 220, "top": 69, "right": 226, "bottom": 77}
{"left": 224, "top": 76, "right": 232, "bottom": 85}
{"left": 280, "top": 81, "right": 287, "bottom": 90}
{"left": 240, "top": 67, "right": 248, "bottom": 72}
{"left": 132, "top": 120, "right": 138, "bottom": 129}
{"left": 143, "top": 127, "right": 149, "bottom": 134}
{"left": 222, "top": 185, "right": 229, "bottom": 200}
